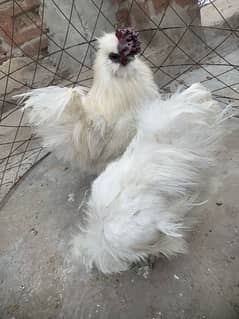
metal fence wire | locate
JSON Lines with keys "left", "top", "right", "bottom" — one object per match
{"left": 0, "top": 0, "right": 238, "bottom": 203}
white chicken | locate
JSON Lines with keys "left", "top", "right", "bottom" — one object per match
{"left": 72, "top": 83, "right": 233, "bottom": 274}
{"left": 17, "top": 28, "right": 159, "bottom": 175}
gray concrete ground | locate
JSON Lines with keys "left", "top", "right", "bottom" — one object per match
{"left": 0, "top": 117, "right": 238, "bottom": 318}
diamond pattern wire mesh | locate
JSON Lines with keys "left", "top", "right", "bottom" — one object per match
{"left": 0, "top": 0, "right": 238, "bottom": 204}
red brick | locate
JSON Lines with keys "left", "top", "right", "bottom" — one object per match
{"left": 20, "top": 35, "right": 48, "bottom": 57}
{"left": 111, "top": 0, "right": 126, "bottom": 5}
{"left": 152, "top": 0, "right": 170, "bottom": 14}
{"left": 14, "top": 11, "right": 42, "bottom": 31}
{"left": 116, "top": 8, "right": 131, "bottom": 27}
{"left": 13, "top": 22, "right": 44, "bottom": 46}
{"left": 0, "top": 0, "right": 40, "bottom": 17}
{"left": 0, "top": 17, "right": 14, "bottom": 43}
{"left": 0, "top": 3, "right": 15, "bottom": 17}
{"left": 151, "top": 0, "right": 197, "bottom": 14}
{"left": 0, "top": 13, "right": 45, "bottom": 46}
{"left": 0, "top": 0, "right": 46, "bottom": 63}
{"left": 175, "top": 0, "right": 196, "bottom": 7}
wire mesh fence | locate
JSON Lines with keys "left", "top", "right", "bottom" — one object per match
{"left": 0, "top": 0, "right": 238, "bottom": 203}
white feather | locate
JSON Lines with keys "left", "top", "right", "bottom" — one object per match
{"left": 72, "top": 83, "right": 234, "bottom": 274}
{"left": 15, "top": 32, "right": 159, "bottom": 174}
{"left": 16, "top": 86, "right": 86, "bottom": 125}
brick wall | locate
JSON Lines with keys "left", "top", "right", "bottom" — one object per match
{"left": 111, "top": 0, "right": 203, "bottom": 86}
{"left": 0, "top": 0, "right": 202, "bottom": 83}
{"left": 0, "top": 0, "right": 48, "bottom": 65}
{"left": 114, "top": 0, "right": 198, "bottom": 27}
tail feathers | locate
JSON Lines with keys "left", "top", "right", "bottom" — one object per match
{"left": 137, "top": 83, "right": 233, "bottom": 156}
{"left": 71, "top": 83, "right": 235, "bottom": 274}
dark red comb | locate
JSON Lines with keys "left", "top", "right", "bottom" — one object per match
{"left": 115, "top": 28, "right": 141, "bottom": 57}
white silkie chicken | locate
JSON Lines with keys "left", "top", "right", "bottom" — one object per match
{"left": 72, "top": 83, "right": 232, "bottom": 274}
{"left": 17, "top": 28, "right": 159, "bottom": 175}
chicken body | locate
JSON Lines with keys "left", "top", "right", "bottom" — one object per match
{"left": 18, "top": 31, "right": 159, "bottom": 175}
{"left": 73, "top": 83, "right": 232, "bottom": 274}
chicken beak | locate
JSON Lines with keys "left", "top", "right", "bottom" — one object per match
{"left": 120, "top": 56, "right": 129, "bottom": 66}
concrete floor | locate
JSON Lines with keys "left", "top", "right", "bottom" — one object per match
{"left": 0, "top": 120, "right": 238, "bottom": 319}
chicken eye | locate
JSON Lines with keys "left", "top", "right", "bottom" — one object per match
{"left": 109, "top": 52, "right": 120, "bottom": 63}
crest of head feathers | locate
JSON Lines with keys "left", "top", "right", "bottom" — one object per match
{"left": 116, "top": 28, "right": 141, "bottom": 58}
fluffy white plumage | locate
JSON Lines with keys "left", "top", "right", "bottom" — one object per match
{"left": 72, "top": 83, "right": 233, "bottom": 274}
{"left": 16, "top": 31, "right": 159, "bottom": 174}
